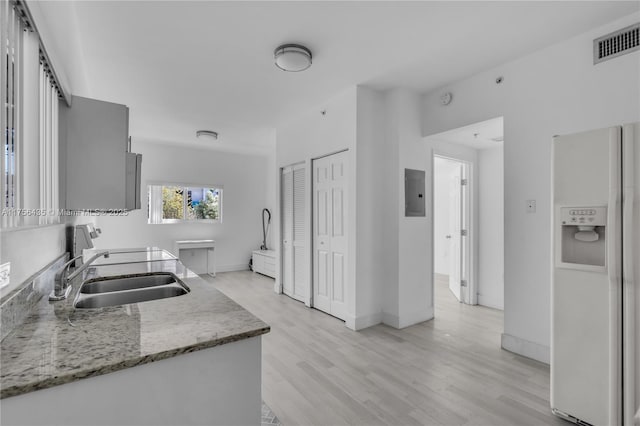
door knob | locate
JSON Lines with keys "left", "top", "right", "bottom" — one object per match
{"left": 445, "top": 235, "right": 452, "bottom": 239}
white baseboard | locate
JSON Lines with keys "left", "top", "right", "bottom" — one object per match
{"left": 501, "top": 333, "right": 550, "bottom": 364}
{"left": 345, "top": 312, "right": 382, "bottom": 331}
{"left": 216, "top": 264, "right": 250, "bottom": 273}
{"left": 382, "top": 306, "right": 434, "bottom": 329}
{"left": 477, "top": 296, "right": 504, "bottom": 310}
{"left": 381, "top": 312, "right": 400, "bottom": 329}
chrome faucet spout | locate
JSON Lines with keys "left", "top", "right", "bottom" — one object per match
{"left": 49, "top": 251, "right": 109, "bottom": 301}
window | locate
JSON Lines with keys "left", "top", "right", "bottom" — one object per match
{"left": 1, "top": 1, "right": 24, "bottom": 228}
{"left": 1, "top": 1, "right": 62, "bottom": 228}
{"left": 148, "top": 184, "right": 222, "bottom": 224}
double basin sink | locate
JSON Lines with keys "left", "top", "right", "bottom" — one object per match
{"left": 74, "top": 273, "right": 190, "bottom": 309}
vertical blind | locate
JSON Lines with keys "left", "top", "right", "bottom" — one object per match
{"left": 39, "top": 61, "right": 59, "bottom": 225}
{"left": 1, "top": 0, "right": 23, "bottom": 228}
{"left": 1, "top": 1, "right": 61, "bottom": 228}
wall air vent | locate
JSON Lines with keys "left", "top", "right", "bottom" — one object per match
{"left": 593, "top": 23, "right": 639, "bottom": 64}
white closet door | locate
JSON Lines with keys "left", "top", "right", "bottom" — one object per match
{"left": 292, "top": 166, "right": 306, "bottom": 301}
{"left": 313, "top": 151, "right": 348, "bottom": 320}
{"left": 281, "top": 167, "right": 294, "bottom": 297}
{"left": 281, "top": 164, "right": 307, "bottom": 303}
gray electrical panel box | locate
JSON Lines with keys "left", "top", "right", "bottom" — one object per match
{"left": 405, "top": 168, "right": 425, "bottom": 217}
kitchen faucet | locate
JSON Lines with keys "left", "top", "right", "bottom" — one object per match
{"left": 49, "top": 251, "right": 110, "bottom": 301}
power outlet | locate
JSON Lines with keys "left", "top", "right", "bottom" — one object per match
{"left": 526, "top": 199, "right": 537, "bottom": 213}
{"left": 0, "top": 262, "right": 10, "bottom": 289}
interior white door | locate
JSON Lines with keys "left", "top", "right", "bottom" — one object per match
{"left": 281, "top": 164, "right": 306, "bottom": 302}
{"left": 281, "top": 167, "right": 294, "bottom": 297}
{"left": 292, "top": 166, "right": 306, "bottom": 302}
{"left": 460, "top": 163, "right": 471, "bottom": 304}
{"left": 448, "top": 164, "right": 462, "bottom": 302}
{"left": 313, "top": 151, "right": 348, "bottom": 320}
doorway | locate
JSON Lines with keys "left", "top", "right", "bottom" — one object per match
{"left": 434, "top": 156, "right": 471, "bottom": 304}
{"left": 427, "top": 116, "right": 505, "bottom": 315}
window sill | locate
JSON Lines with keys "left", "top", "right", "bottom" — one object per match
{"left": 148, "top": 220, "right": 222, "bottom": 225}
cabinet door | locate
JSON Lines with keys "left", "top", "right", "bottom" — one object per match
{"left": 62, "top": 96, "right": 129, "bottom": 210}
{"left": 125, "top": 153, "right": 142, "bottom": 210}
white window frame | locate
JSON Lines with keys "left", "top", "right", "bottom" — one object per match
{"left": 147, "top": 182, "right": 223, "bottom": 225}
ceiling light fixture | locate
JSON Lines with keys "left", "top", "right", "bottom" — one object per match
{"left": 196, "top": 130, "right": 218, "bottom": 140}
{"left": 274, "top": 44, "right": 312, "bottom": 72}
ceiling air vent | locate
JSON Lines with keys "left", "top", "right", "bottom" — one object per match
{"left": 594, "top": 23, "right": 639, "bottom": 64}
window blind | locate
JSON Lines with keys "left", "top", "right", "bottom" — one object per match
{"left": 1, "top": 1, "right": 24, "bottom": 228}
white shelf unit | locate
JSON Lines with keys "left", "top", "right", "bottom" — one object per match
{"left": 252, "top": 250, "right": 276, "bottom": 279}
{"left": 175, "top": 240, "right": 216, "bottom": 277}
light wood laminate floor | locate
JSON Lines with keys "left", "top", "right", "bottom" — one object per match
{"left": 206, "top": 272, "right": 564, "bottom": 426}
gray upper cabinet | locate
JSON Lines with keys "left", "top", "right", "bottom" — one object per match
{"left": 59, "top": 96, "right": 142, "bottom": 211}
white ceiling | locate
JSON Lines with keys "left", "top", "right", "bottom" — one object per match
{"left": 427, "top": 116, "right": 504, "bottom": 150}
{"left": 36, "top": 1, "right": 638, "bottom": 155}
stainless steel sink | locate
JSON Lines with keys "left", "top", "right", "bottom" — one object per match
{"left": 73, "top": 273, "right": 190, "bottom": 309}
{"left": 80, "top": 274, "right": 178, "bottom": 294}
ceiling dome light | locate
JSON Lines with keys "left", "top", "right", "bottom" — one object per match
{"left": 274, "top": 44, "right": 312, "bottom": 72}
{"left": 196, "top": 130, "right": 218, "bottom": 140}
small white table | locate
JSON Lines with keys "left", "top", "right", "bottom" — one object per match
{"left": 174, "top": 240, "right": 216, "bottom": 277}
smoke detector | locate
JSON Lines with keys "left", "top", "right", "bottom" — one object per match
{"left": 440, "top": 92, "right": 452, "bottom": 105}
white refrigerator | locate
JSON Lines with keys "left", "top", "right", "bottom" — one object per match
{"left": 551, "top": 123, "right": 639, "bottom": 426}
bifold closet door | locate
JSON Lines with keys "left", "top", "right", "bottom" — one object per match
{"left": 281, "top": 164, "right": 307, "bottom": 302}
{"left": 313, "top": 151, "right": 347, "bottom": 320}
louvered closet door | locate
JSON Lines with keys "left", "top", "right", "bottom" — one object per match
{"left": 292, "top": 166, "right": 306, "bottom": 301}
{"left": 281, "top": 164, "right": 307, "bottom": 302}
{"left": 313, "top": 151, "right": 347, "bottom": 320}
{"left": 281, "top": 167, "right": 294, "bottom": 297}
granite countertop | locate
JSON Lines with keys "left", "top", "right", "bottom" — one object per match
{"left": 0, "top": 251, "right": 270, "bottom": 399}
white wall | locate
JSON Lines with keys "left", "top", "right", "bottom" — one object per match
{"left": 355, "top": 86, "right": 387, "bottom": 329}
{"left": 0, "top": 225, "right": 67, "bottom": 297}
{"left": 478, "top": 146, "right": 504, "bottom": 310}
{"left": 264, "top": 141, "right": 277, "bottom": 251}
{"left": 387, "top": 89, "right": 432, "bottom": 328}
{"left": 94, "top": 141, "right": 270, "bottom": 273}
{"left": 422, "top": 12, "right": 640, "bottom": 363}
